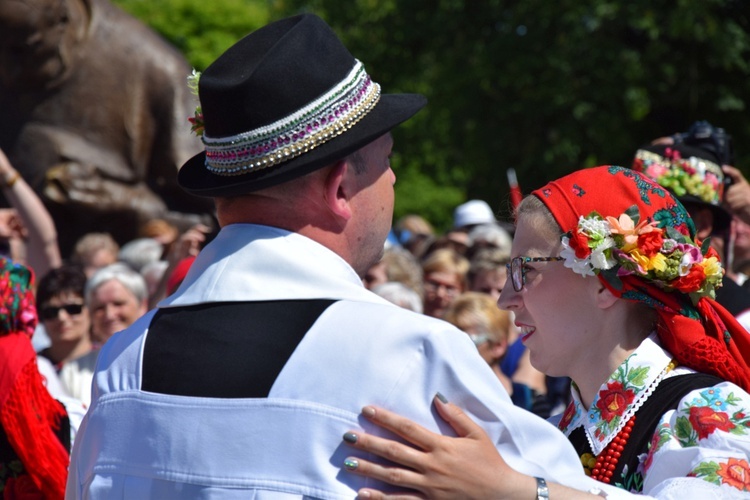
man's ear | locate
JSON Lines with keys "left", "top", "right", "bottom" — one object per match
{"left": 323, "top": 159, "right": 354, "bottom": 222}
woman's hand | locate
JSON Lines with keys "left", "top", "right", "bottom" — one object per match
{"left": 342, "top": 394, "right": 531, "bottom": 500}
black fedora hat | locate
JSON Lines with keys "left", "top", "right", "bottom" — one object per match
{"left": 178, "top": 14, "right": 427, "bottom": 197}
{"left": 632, "top": 143, "right": 732, "bottom": 233}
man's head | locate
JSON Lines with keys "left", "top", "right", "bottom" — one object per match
{"left": 179, "top": 14, "right": 425, "bottom": 275}
{"left": 178, "top": 14, "right": 425, "bottom": 197}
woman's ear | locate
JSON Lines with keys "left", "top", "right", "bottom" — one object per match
{"left": 595, "top": 282, "right": 619, "bottom": 310}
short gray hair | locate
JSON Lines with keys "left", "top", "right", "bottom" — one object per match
{"left": 118, "top": 238, "right": 164, "bottom": 273}
{"left": 85, "top": 263, "right": 148, "bottom": 306}
{"left": 372, "top": 282, "right": 423, "bottom": 313}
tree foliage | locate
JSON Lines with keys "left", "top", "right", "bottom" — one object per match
{"left": 112, "top": 0, "right": 271, "bottom": 70}
{"left": 114, "top": 0, "right": 750, "bottom": 230}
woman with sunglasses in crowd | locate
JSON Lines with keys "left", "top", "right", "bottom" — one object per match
{"left": 342, "top": 166, "right": 750, "bottom": 498}
{"left": 36, "top": 265, "right": 95, "bottom": 403}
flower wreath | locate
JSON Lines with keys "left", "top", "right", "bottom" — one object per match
{"left": 634, "top": 148, "right": 724, "bottom": 205}
{"left": 560, "top": 205, "right": 723, "bottom": 304}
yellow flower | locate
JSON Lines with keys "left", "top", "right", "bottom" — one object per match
{"left": 629, "top": 249, "right": 651, "bottom": 271}
{"left": 700, "top": 256, "right": 722, "bottom": 280}
{"left": 650, "top": 253, "right": 667, "bottom": 272}
{"left": 629, "top": 250, "right": 667, "bottom": 273}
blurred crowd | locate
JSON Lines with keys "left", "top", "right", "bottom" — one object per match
{"left": 2, "top": 117, "right": 750, "bottom": 496}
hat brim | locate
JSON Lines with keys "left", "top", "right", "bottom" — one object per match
{"left": 178, "top": 93, "right": 427, "bottom": 197}
{"left": 677, "top": 195, "right": 732, "bottom": 234}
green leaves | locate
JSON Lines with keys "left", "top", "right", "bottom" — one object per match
{"left": 114, "top": 0, "right": 750, "bottom": 229}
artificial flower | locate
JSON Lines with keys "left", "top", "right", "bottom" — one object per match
{"left": 569, "top": 230, "right": 592, "bottom": 259}
{"left": 560, "top": 205, "right": 723, "bottom": 302}
{"left": 186, "top": 70, "right": 205, "bottom": 137}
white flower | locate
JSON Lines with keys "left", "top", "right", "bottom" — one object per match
{"left": 590, "top": 242, "right": 616, "bottom": 270}
{"left": 578, "top": 216, "right": 611, "bottom": 240}
{"left": 561, "top": 236, "right": 596, "bottom": 277}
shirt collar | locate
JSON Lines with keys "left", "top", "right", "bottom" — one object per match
{"left": 159, "top": 224, "right": 389, "bottom": 308}
{"left": 557, "top": 334, "right": 674, "bottom": 455}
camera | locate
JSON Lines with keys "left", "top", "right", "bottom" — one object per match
{"left": 672, "top": 120, "right": 734, "bottom": 167}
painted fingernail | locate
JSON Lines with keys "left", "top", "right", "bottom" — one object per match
{"left": 436, "top": 391, "right": 449, "bottom": 404}
{"left": 344, "top": 458, "right": 359, "bottom": 471}
{"left": 362, "top": 406, "right": 376, "bottom": 418}
{"left": 343, "top": 432, "right": 358, "bottom": 444}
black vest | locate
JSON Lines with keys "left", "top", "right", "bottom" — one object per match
{"left": 142, "top": 300, "right": 336, "bottom": 398}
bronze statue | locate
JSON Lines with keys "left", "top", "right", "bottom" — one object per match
{"left": 0, "top": 0, "right": 213, "bottom": 255}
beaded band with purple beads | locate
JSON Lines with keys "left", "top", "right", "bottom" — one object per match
{"left": 202, "top": 60, "right": 381, "bottom": 176}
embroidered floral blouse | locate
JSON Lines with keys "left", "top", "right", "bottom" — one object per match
{"left": 557, "top": 335, "right": 750, "bottom": 498}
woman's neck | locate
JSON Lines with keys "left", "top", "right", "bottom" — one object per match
{"left": 47, "top": 337, "right": 93, "bottom": 365}
{"left": 574, "top": 347, "right": 635, "bottom": 409}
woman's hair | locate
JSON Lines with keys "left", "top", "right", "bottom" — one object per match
{"left": 71, "top": 232, "right": 119, "bottom": 264}
{"left": 380, "top": 247, "right": 424, "bottom": 297}
{"left": 515, "top": 195, "right": 561, "bottom": 238}
{"left": 443, "top": 292, "right": 511, "bottom": 343}
{"left": 36, "top": 265, "right": 87, "bottom": 309}
{"left": 466, "top": 223, "right": 512, "bottom": 258}
{"left": 85, "top": 263, "right": 148, "bottom": 305}
{"left": 421, "top": 248, "right": 470, "bottom": 284}
{"left": 468, "top": 247, "right": 510, "bottom": 283}
{"left": 118, "top": 238, "right": 164, "bottom": 273}
{"left": 372, "top": 282, "right": 423, "bottom": 313}
{"left": 394, "top": 214, "right": 434, "bottom": 239}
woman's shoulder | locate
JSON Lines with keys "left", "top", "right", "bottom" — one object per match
{"left": 640, "top": 373, "right": 750, "bottom": 495}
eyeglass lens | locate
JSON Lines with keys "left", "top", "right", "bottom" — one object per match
{"left": 41, "top": 304, "right": 84, "bottom": 320}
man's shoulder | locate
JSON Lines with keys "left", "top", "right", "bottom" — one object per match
{"left": 329, "top": 298, "right": 464, "bottom": 337}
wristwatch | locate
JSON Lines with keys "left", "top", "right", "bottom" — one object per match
{"left": 535, "top": 477, "right": 549, "bottom": 500}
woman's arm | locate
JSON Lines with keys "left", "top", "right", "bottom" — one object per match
{"left": 342, "top": 394, "right": 606, "bottom": 500}
{"left": 0, "top": 148, "right": 62, "bottom": 276}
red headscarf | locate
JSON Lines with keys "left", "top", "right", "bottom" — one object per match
{"left": 0, "top": 259, "right": 68, "bottom": 498}
{"left": 532, "top": 166, "right": 750, "bottom": 391}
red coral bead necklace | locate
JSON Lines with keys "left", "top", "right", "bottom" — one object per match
{"left": 590, "top": 415, "right": 636, "bottom": 483}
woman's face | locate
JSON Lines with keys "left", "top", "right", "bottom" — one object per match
{"left": 89, "top": 279, "right": 146, "bottom": 344}
{"left": 470, "top": 268, "right": 507, "bottom": 301}
{"left": 423, "top": 271, "right": 463, "bottom": 318}
{"left": 41, "top": 291, "right": 91, "bottom": 345}
{"left": 497, "top": 213, "right": 602, "bottom": 378}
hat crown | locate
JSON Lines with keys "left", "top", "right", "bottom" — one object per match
{"left": 199, "top": 14, "right": 356, "bottom": 138}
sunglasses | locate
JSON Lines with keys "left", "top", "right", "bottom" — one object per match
{"left": 505, "top": 256, "right": 564, "bottom": 292}
{"left": 40, "top": 303, "right": 85, "bottom": 321}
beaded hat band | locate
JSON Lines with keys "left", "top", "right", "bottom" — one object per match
{"left": 203, "top": 61, "right": 381, "bottom": 177}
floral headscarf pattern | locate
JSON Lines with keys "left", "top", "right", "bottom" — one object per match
{"left": 0, "top": 260, "right": 37, "bottom": 339}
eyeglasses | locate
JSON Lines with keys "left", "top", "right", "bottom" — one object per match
{"left": 40, "top": 303, "right": 84, "bottom": 321}
{"left": 423, "top": 279, "right": 461, "bottom": 298}
{"left": 505, "top": 256, "right": 564, "bottom": 292}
